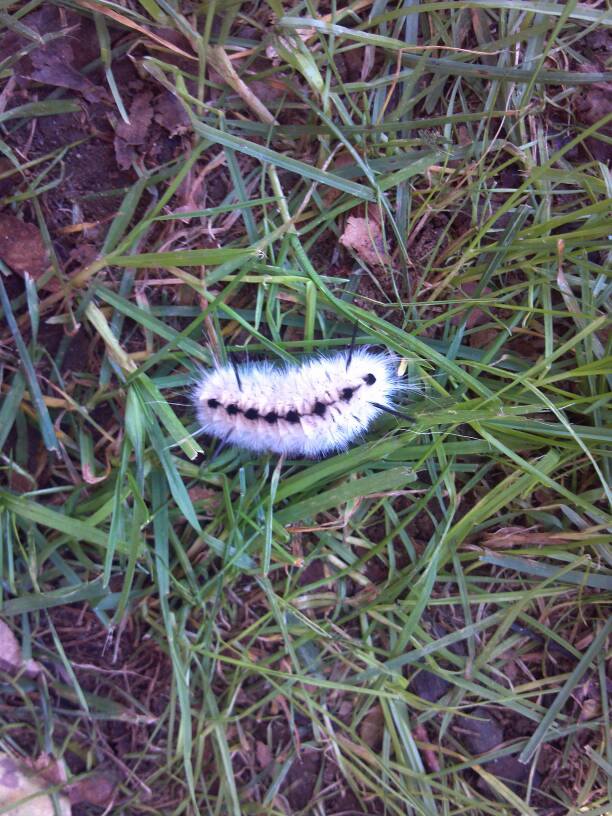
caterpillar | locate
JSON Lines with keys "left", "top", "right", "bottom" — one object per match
{"left": 192, "top": 348, "right": 405, "bottom": 458}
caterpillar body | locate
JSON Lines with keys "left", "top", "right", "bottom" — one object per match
{"left": 193, "top": 349, "right": 403, "bottom": 458}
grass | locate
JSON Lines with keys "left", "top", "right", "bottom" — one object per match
{"left": 0, "top": 0, "right": 611, "bottom": 814}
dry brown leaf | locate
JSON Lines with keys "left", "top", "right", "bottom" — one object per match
{"left": 208, "top": 46, "right": 278, "bottom": 125}
{"left": 450, "top": 281, "right": 492, "bottom": 329}
{"left": 255, "top": 741, "right": 273, "bottom": 769}
{"left": 2, "top": 7, "right": 105, "bottom": 103}
{"left": 579, "top": 699, "right": 600, "bottom": 720}
{"left": 359, "top": 705, "right": 385, "bottom": 749}
{"left": 28, "top": 40, "right": 105, "bottom": 102}
{"left": 154, "top": 90, "right": 190, "bottom": 136}
{"left": 339, "top": 216, "right": 390, "bottom": 267}
{"left": 114, "top": 92, "right": 154, "bottom": 170}
{"left": 81, "top": 461, "right": 111, "bottom": 485}
{"left": 413, "top": 722, "right": 441, "bottom": 772}
{"left": 0, "top": 214, "right": 47, "bottom": 278}
{"left": 67, "top": 772, "right": 116, "bottom": 806}
{"left": 75, "top": 0, "right": 196, "bottom": 62}
{"left": 469, "top": 327, "right": 498, "bottom": 349}
{"left": 116, "top": 92, "right": 154, "bottom": 146}
{"left": 480, "top": 526, "right": 586, "bottom": 548}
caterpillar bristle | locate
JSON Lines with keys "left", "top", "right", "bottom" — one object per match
{"left": 369, "top": 401, "right": 414, "bottom": 421}
{"left": 345, "top": 323, "right": 359, "bottom": 371}
{"left": 229, "top": 352, "right": 243, "bottom": 392}
{"left": 192, "top": 349, "right": 409, "bottom": 458}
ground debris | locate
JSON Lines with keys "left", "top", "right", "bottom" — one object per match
{"left": 0, "top": 214, "right": 47, "bottom": 279}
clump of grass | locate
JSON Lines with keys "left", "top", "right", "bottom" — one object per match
{"left": 0, "top": 1, "right": 610, "bottom": 814}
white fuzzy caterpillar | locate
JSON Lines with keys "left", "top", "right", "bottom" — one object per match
{"left": 192, "top": 348, "right": 404, "bottom": 458}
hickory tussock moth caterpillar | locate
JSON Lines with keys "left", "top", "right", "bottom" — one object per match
{"left": 192, "top": 348, "right": 406, "bottom": 458}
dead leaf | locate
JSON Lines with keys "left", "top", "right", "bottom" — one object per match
{"left": 116, "top": 92, "right": 154, "bottom": 145}
{"left": 339, "top": 216, "right": 390, "bottom": 267}
{"left": 113, "top": 139, "right": 135, "bottom": 173}
{"left": 154, "top": 91, "right": 190, "bottom": 137}
{"left": 359, "top": 705, "right": 385, "bottom": 749}
{"left": 2, "top": 7, "right": 106, "bottom": 103}
{"left": 82, "top": 461, "right": 110, "bottom": 485}
{"left": 76, "top": 0, "right": 196, "bottom": 63}
{"left": 573, "top": 84, "right": 612, "bottom": 126}
{"left": 454, "top": 708, "right": 503, "bottom": 754}
{"left": 114, "top": 92, "right": 154, "bottom": 170}
{"left": 255, "top": 741, "right": 272, "bottom": 769}
{"left": 0, "top": 619, "right": 42, "bottom": 677}
{"left": 469, "top": 327, "right": 498, "bottom": 349}
{"left": 457, "top": 125, "right": 472, "bottom": 146}
{"left": 579, "top": 698, "right": 600, "bottom": 720}
{"left": 573, "top": 63, "right": 612, "bottom": 126}
{"left": 67, "top": 772, "right": 116, "bottom": 806}
{"left": 245, "top": 79, "right": 286, "bottom": 104}
{"left": 0, "top": 214, "right": 47, "bottom": 278}
{"left": 28, "top": 44, "right": 105, "bottom": 102}
{"left": 450, "top": 281, "right": 492, "bottom": 329}
{"left": 572, "top": 66, "right": 612, "bottom": 163}
{"left": 187, "top": 486, "right": 219, "bottom": 507}
{"left": 208, "top": 46, "right": 277, "bottom": 125}
{"left": 413, "top": 722, "right": 440, "bottom": 772}
{"left": 0, "top": 75, "right": 17, "bottom": 116}
{"left": 480, "top": 527, "right": 584, "bottom": 548}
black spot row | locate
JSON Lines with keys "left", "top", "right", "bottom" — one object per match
{"left": 208, "top": 398, "right": 302, "bottom": 424}
{"left": 205, "top": 372, "right": 376, "bottom": 423}
{"left": 208, "top": 398, "right": 282, "bottom": 424}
